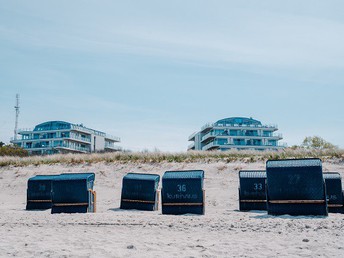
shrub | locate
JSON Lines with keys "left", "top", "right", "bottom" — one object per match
{"left": 0, "top": 148, "right": 343, "bottom": 167}
{"left": 0, "top": 144, "right": 29, "bottom": 157}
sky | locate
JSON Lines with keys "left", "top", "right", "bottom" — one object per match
{"left": 0, "top": 0, "right": 344, "bottom": 151}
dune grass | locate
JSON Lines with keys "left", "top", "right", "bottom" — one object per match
{"left": 0, "top": 148, "right": 343, "bottom": 167}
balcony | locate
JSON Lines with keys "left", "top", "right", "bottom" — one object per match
{"left": 275, "top": 142, "right": 288, "bottom": 148}
{"left": 22, "top": 145, "right": 51, "bottom": 150}
{"left": 187, "top": 142, "right": 195, "bottom": 150}
{"left": 104, "top": 134, "right": 121, "bottom": 142}
{"left": 104, "top": 142, "right": 122, "bottom": 151}
{"left": 262, "top": 133, "right": 283, "bottom": 139}
{"left": 11, "top": 134, "right": 92, "bottom": 143}
{"left": 230, "top": 133, "right": 283, "bottom": 138}
{"left": 54, "top": 143, "right": 90, "bottom": 153}
{"left": 201, "top": 123, "right": 278, "bottom": 130}
{"left": 70, "top": 124, "right": 93, "bottom": 135}
{"left": 201, "top": 140, "right": 287, "bottom": 151}
{"left": 202, "top": 141, "right": 220, "bottom": 151}
{"left": 200, "top": 123, "right": 214, "bottom": 133}
{"left": 69, "top": 134, "right": 91, "bottom": 143}
{"left": 188, "top": 132, "right": 197, "bottom": 141}
{"left": 199, "top": 131, "right": 283, "bottom": 141}
{"left": 201, "top": 131, "right": 217, "bottom": 142}
{"left": 16, "top": 142, "right": 90, "bottom": 153}
{"left": 17, "top": 128, "right": 34, "bottom": 133}
{"left": 17, "top": 128, "right": 71, "bottom": 134}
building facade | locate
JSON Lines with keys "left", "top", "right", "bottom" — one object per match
{"left": 11, "top": 121, "right": 121, "bottom": 155}
{"left": 188, "top": 117, "right": 285, "bottom": 151}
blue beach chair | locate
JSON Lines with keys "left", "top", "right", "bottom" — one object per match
{"left": 161, "top": 170, "right": 205, "bottom": 215}
{"left": 26, "top": 175, "right": 59, "bottom": 210}
{"left": 51, "top": 173, "right": 96, "bottom": 214}
{"left": 120, "top": 173, "right": 160, "bottom": 211}
{"left": 266, "top": 158, "right": 328, "bottom": 216}
{"left": 323, "top": 172, "right": 344, "bottom": 213}
{"left": 238, "top": 170, "right": 267, "bottom": 211}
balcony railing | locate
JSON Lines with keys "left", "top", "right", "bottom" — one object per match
{"left": 17, "top": 128, "right": 34, "bottom": 133}
{"left": 202, "top": 140, "right": 287, "bottom": 150}
{"left": 21, "top": 142, "right": 90, "bottom": 152}
{"left": 54, "top": 143, "right": 90, "bottom": 153}
{"left": 11, "top": 134, "right": 92, "bottom": 143}
{"left": 70, "top": 134, "right": 91, "bottom": 143}
{"left": 70, "top": 124, "right": 93, "bottom": 135}
{"left": 104, "top": 134, "right": 121, "bottom": 142}
{"left": 201, "top": 131, "right": 217, "bottom": 142}
{"left": 222, "top": 143, "right": 286, "bottom": 148}
{"left": 200, "top": 123, "right": 213, "bottom": 132}
{"left": 187, "top": 142, "right": 195, "bottom": 150}
{"left": 104, "top": 143, "right": 122, "bottom": 151}
{"left": 71, "top": 125, "right": 120, "bottom": 142}
{"left": 200, "top": 132, "right": 283, "bottom": 141}
{"left": 202, "top": 141, "right": 220, "bottom": 151}
{"left": 201, "top": 122, "right": 278, "bottom": 131}
{"left": 277, "top": 142, "right": 288, "bottom": 147}
{"left": 11, "top": 136, "right": 59, "bottom": 141}
{"left": 263, "top": 133, "right": 283, "bottom": 138}
{"left": 188, "top": 132, "right": 197, "bottom": 141}
{"left": 23, "top": 145, "right": 51, "bottom": 149}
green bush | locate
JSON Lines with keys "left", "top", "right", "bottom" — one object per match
{"left": 0, "top": 144, "right": 29, "bottom": 157}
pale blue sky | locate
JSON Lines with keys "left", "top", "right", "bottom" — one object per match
{"left": 1, "top": 1, "right": 343, "bottom": 151}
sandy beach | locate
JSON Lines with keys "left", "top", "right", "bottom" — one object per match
{"left": 1, "top": 160, "right": 344, "bottom": 257}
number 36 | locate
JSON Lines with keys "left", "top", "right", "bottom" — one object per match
{"left": 177, "top": 184, "right": 187, "bottom": 192}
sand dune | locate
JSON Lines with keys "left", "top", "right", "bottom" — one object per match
{"left": 1, "top": 161, "right": 344, "bottom": 257}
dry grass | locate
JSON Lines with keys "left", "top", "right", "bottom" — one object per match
{"left": 0, "top": 148, "right": 343, "bottom": 167}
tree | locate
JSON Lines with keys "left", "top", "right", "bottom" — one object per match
{"left": 0, "top": 142, "right": 4, "bottom": 147}
{"left": 301, "top": 136, "right": 337, "bottom": 150}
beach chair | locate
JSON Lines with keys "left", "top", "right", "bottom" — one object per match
{"left": 266, "top": 158, "right": 327, "bottom": 216}
{"left": 26, "top": 175, "right": 59, "bottom": 210}
{"left": 161, "top": 170, "right": 205, "bottom": 215}
{"left": 238, "top": 170, "right": 267, "bottom": 211}
{"left": 323, "top": 172, "right": 344, "bottom": 213}
{"left": 120, "top": 173, "right": 160, "bottom": 211}
{"left": 51, "top": 173, "right": 96, "bottom": 214}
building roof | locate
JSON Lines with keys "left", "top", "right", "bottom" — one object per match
{"left": 215, "top": 117, "right": 262, "bottom": 126}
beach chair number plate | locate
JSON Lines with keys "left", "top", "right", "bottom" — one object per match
{"left": 177, "top": 184, "right": 187, "bottom": 192}
{"left": 254, "top": 183, "right": 263, "bottom": 191}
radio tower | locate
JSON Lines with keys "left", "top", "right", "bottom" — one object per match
{"left": 14, "top": 94, "right": 20, "bottom": 140}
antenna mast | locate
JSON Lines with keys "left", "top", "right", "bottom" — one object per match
{"left": 14, "top": 94, "right": 20, "bottom": 140}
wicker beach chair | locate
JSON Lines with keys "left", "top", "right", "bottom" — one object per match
{"left": 238, "top": 170, "right": 267, "bottom": 211}
{"left": 161, "top": 170, "right": 205, "bottom": 215}
{"left": 266, "top": 158, "right": 327, "bottom": 216}
{"left": 51, "top": 173, "right": 96, "bottom": 213}
{"left": 120, "top": 173, "right": 160, "bottom": 211}
{"left": 26, "top": 175, "right": 59, "bottom": 210}
{"left": 323, "top": 172, "right": 344, "bottom": 213}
